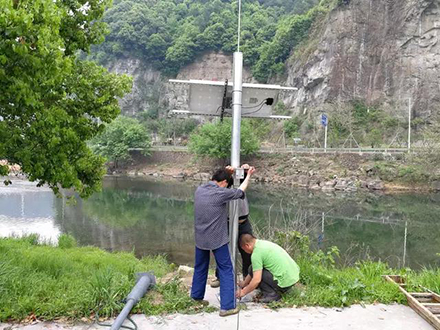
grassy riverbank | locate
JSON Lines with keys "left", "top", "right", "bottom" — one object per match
{"left": 0, "top": 235, "right": 209, "bottom": 322}
{"left": 262, "top": 231, "right": 440, "bottom": 308}
{"left": 0, "top": 235, "right": 439, "bottom": 322}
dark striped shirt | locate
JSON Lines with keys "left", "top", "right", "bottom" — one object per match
{"left": 194, "top": 181, "right": 245, "bottom": 250}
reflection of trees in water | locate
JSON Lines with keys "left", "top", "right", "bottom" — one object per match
{"left": 53, "top": 189, "right": 196, "bottom": 265}
{"left": 247, "top": 186, "right": 440, "bottom": 269}
{"left": 53, "top": 177, "right": 440, "bottom": 268}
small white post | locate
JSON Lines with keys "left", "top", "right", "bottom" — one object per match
{"left": 403, "top": 221, "right": 408, "bottom": 267}
{"left": 324, "top": 125, "right": 328, "bottom": 152}
{"left": 408, "top": 98, "right": 411, "bottom": 153}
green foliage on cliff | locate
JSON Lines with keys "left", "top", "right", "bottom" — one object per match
{"left": 91, "top": 0, "right": 332, "bottom": 80}
{"left": 188, "top": 119, "right": 260, "bottom": 159}
{"left": 89, "top": 116, "right": 151, "bottom": 167}
{"left": 0, "top": 0, "right": 132, "bottom": 198}
{"left": 327, "top": 101, "right": 404, "bottom": 148}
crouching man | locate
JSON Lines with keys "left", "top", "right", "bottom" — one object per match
{"left": 236, "top": 234, "right": 300, "bottom": 303}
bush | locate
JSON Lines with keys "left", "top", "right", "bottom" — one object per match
{"left": 284, "top": 117, "right": 303, "bottom": 139}
{"left": 188, "top": 119, "right": 260, "bottom": 159}
{"left": 89, "top": 116, "right": 151, "bottom": 167}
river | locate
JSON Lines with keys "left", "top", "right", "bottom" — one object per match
{"left": 1, "top": 176, "right": 439, "bottom": 270}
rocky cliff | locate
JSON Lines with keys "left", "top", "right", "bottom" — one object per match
{"left": 287, "top": 0, "right": 440, "bottom": 120}
{"left": 108, "top": 52, "right": 253, "bottom": 116}
{"left": 109, "top": 0, "right": 440, "bottom": 121}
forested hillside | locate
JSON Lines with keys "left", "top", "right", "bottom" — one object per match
{"left": 91, "top": 0, "right": 329, "bottom": 81}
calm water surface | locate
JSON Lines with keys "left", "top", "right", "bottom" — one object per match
{"left": 1, "top": 177, "right": 439, "bottom": 269}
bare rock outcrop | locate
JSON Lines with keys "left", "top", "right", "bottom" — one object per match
{"left": 286, "top": 0, "right": 440, "bottom": 120}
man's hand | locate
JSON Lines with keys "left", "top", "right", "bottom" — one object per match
{"left": 247, "top": 166, "right": 256, "bottom": 176}
{"left": 225, "top": 165, "right": 234, "bottom": 174}
{"left": 236, "top": 288, "right": 245, "bottom": 298}
{"left": 237, "top": 280, "right": 246, "bottom": 288}
{"left": 241, "top": 164, "right": 250, "bottom": 170}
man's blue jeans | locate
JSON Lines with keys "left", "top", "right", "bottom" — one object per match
{"left": 190, "top": 243, "right": 235, "bottom": 310}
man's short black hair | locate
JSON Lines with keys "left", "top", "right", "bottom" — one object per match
{"left": 212, "top": 168, "right": 232, "bottom": 183}
{"left": 239, "top": 234, "right": 256, "bottom": 247}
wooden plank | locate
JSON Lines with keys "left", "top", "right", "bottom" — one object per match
{"left": 410, "top": 293, "right": 433, "bottom": 297}
{"left": 422, "top": 303, "right": 440, "bottom": 312}
{"left": 383, "top": 275, "right": 440, "bottom": 330}
{"left": 417, "top": 297, "right": 435, "bottom": 303}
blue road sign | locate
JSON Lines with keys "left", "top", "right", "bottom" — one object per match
{"left": 321, "top": 114, "right": 328, "bottom": 127}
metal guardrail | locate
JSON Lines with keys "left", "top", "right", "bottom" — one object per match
{"left": 144, "top": 145, "right": 412, "bottom": 154}
{"left": 259, "top": 147, "right": 410, "bottom": 154}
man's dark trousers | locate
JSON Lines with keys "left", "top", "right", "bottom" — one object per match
{"left": 248, "top": 266, "right": 291, "bottom": 298}
{"left": 191, "top": 243, "right": 235, "bottom": 310}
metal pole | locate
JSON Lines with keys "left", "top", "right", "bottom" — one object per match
{"left": 408, "top": 98, "right": 411, "bottom": 153}
{"left": 403, "top": 221, "right": 408, "bottom": 268}
{"left": 229, "top": 52, "right": 243, "bottom": 308}
{"left": 324, "top": 125, "right": 328, "bottom": 152}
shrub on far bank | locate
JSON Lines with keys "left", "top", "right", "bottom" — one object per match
{"left": 188, "top": 119, "right": 260, "bottom": 159}
{"left": 89, "top": 116, "right": 151, "bottom": 168}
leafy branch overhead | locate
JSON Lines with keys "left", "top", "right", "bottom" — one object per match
{"left": 0, "top": 0, "right": 132, "bottom": 197}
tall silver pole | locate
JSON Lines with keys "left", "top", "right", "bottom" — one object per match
{"left": 229, "top": 52, "right": 243, "bottom": 308}
{"left": 408, "top": 98, "right": 411, "bottom": 153}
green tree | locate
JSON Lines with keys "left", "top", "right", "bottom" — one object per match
{"left": 188, "top": 119, "right": 260, "bottom": 159}
{"left": 90, "top": 0, "right": 329, "bottom": 81}
{"left": 89, "top": 116, "right": 150, "bottom": 167}
{"left": 0, "top": 0, "right": 132, "bottom": 197}
{"left": 284, "top": 117, "right": 302, "bottom": 138}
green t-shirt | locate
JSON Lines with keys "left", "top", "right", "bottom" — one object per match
{"left": 251, "top": 239, "right": 300, "bottom": 288}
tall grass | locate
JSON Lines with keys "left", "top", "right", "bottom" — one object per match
{"left": 252, "top": 226, "right": 439, "bottom": 308}
{"left": 1, "top": 233, "right": 438, "bottom": 321}
{"left": 0, "top": 235, "right": 203, "bottom": 322}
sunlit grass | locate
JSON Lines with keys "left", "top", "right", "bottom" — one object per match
{"left": 1, "top": 233, "right": 439, "bottom": 322}
{"left": 253, "top": 229, "right": 440, "bottom": 309}
{"left": 0, "top": 235, "right": 204, "bottom": 322}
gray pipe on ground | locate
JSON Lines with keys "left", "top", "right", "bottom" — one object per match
{"left": 110, "top": 272, "right": 156, "bottom": 330}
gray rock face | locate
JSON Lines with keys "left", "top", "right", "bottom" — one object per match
{"left": 286, "top": 0, "right": 440, "bottom": 120}
{"left": 432, "top": 180, "right": 440, "bottom": 191}
{"left": 367, "top": 179, "right": 385, "bottom": 190}
{"left": 107, "top": 59, "right": 163, "bottom": 116}
{"left": 107, "top": 0, "right": 440, "bottom": 123}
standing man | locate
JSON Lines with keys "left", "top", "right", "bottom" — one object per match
{"left": 236, "top": 234, "right": 300, "bottom": 303}
{"left": 191, "top": 165, "right": 256, "bottom": 317}
{"left": 211, "top": 164, "right": 254, "bottom": 288}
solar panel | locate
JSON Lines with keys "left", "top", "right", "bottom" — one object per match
{"left": 168, "top": 79, "right": 297, "bottom": 119}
